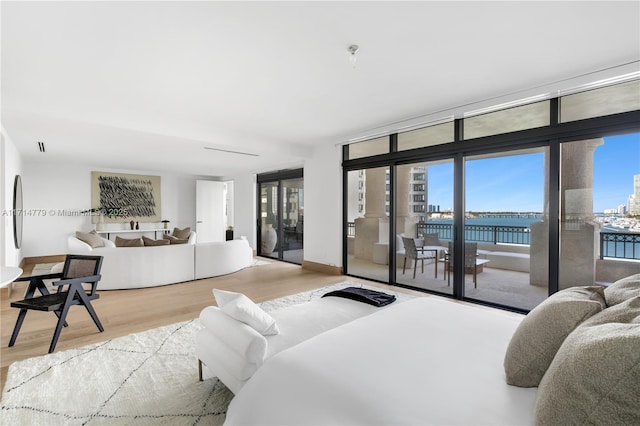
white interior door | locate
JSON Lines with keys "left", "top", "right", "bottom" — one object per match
{"left": 196, "top": 180, "right": 225, "bottom": 243}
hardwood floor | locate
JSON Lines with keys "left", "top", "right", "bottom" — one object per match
{"left": 0, "top": 259, "right": 414, "bottom": 394}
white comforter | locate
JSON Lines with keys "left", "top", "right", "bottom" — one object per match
{"left": 225, "top": 297, "right": 537, "bottom": 425}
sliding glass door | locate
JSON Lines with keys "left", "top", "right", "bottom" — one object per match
{"left": 395, "top": 160, "right": 454, "bottom": 295}
{"left": 463, "top": 148, "right": 548, "bottom": 310}
{"left": 559, "top": 133, "right": 640, "bottom": 288}
{"left": 257, "top": 169, "right": 304, "bottom": 264}
{"left": 346, "top": 166, "right": 390, "bottom": 282}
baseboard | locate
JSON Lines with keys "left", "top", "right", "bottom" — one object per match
{"left": 301, "top": 260, "right": 343, "bottom": 275}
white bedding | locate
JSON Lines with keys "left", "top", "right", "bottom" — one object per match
{"left": 225, "top": 297, "right": 537, "bottom": 425}
{"left": 197, "top": 294, "right": 387, "bottom": 394}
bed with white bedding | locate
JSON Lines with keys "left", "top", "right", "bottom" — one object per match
{"left": 224, "top": 297, "right": 537, "bottom": 425}
{"left": 196, "top": 293, "right": 390, "bottom": 394}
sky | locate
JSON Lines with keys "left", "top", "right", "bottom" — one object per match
{"left": 426, "top": 132, "right": 640, "bottom": 213}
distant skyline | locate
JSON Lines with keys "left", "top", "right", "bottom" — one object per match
{"left": 426, "top": 132, "right": 640, "bottom": 213}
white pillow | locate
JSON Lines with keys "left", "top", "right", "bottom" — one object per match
{"left": 213, "top": 289, "right": 280, "bottom": 336}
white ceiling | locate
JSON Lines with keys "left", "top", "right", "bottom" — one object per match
{"left": 2, "top": 1, "right": 639, "bottom": 177}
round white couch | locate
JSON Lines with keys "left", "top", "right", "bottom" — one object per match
{"left": 67, "top": 234, "right": 253, "bottom": 290}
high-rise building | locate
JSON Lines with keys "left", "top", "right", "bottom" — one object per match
{"left": 347, "top": 166, "right": 430, "bottom": 221}
{"left": 630, "top": 174, "right": 640, "bottom": 215}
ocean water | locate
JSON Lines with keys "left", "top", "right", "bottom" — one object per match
{"left": 423, "top": 216, "right": 639, "bottom": 259}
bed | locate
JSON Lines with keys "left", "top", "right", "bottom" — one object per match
{"left": 224, "top": 297, "right": 537, "bottom": 425}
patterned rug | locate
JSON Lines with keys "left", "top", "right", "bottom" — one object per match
{"left": 0, "top": 282, "right": 414, "bottom": 425}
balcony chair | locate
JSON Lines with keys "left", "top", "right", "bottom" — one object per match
{"left": 445, "top": 242, "right": 481, "bottom": 288}
{"left": 401, "top": 237, "right": 436, "bottom": 279}
{"left": 8, "top": 255, "right": 104, "bottom": 353}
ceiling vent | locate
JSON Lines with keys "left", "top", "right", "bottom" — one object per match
{"left": 203, "top": 146, "right": 259, "bottom": 157}
{"left": 37, "top": 141, "right": 45, "bottom": 153}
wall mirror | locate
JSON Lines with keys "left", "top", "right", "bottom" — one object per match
{"left": 13, "top": 175, "right": 23, "bottom": 249}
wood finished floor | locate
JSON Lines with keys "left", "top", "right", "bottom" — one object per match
{"left": 0, "top": 259, "right": 419, "bottom": 394}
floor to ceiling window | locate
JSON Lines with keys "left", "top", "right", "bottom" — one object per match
{"left": 257, "top": 169, "right": 304, "bottom": 264}
{"left": 342, "top": 76, "right": 640, "bottom": 312}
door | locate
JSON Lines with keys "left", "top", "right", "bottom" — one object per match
{"left": 257, "top": 169, "right": 304, "bottom": 264}
{"left": 196, "top": 180, "right": 225, "bottom": 243}
{"left": 463, "top": 148, "right": 548, "bottom": 310}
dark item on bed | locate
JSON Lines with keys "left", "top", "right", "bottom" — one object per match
{"left": 322, "top": 287, "right": 396, "bottom": 307}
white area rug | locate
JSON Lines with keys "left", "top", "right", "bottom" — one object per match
{"left": 250, "top": 259, "right": 270, "bottom": 267}
{"left": 1, "top": 282, "right": 414, "bottom": 425}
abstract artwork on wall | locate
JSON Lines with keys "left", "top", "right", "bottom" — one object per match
{"left": 91, "top": 171, "right": 161, "bottom": 223}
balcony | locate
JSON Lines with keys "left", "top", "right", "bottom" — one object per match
{"left": 346, "top": 222, "right": 640, "bottom": 311}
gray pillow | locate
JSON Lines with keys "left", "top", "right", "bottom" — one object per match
{"left": 163, "top": 234, "right": 188, "bottom": 244}
{"left": 115, "top": 236, "right": 143, "bottom": 247}
{"left": 605, "top": 274, "right": 640, "bottom": 306}
{"left": 535, "top": 297, "right": 640, "bottom": 425}
{"left": 75, "top": 230, "right": 105, "bottom": 248}
{"left": 173, "top": 227, "right": 191, "bottom": 239}
{"left": 504, "top": 286, "right": 606, "bottom": 387}
{"left": 142, "top": 236, "right": 170, "bottom": 246}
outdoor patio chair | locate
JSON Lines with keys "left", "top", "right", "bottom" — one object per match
{"left": 445, "top": 242, "right": 481, "bottom": 288}
{"left": 8, "top": 255, "right": 105, "bottom": 353}
{"left": 402, "top": 237, "right": 436, "bottom": 279}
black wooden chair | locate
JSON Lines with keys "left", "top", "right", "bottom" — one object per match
{"left": 9, "top": 255, "right": 104, "bottom": 353}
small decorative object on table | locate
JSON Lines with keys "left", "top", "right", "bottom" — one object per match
{"left": 162, "top": 220, "right": 170, "bottom": 229}
{"left": 226, "top": 226, "right": 234, "bottom": 241}
{"left": 135, "top": 221, "right": 139, "bottom": 230}
{"left": 130, "top": 220, "right": 135, "bottom": 230}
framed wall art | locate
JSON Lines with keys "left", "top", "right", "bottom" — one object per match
{"left": 91, "top": 171, "right": 162, "bottom": 223}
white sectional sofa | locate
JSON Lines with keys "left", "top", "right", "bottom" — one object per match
{"left": 195, "top": 240, "right": 254, "bottom": 280}
{"left": 67, "top": 234, "right": 253, "bottom": 290}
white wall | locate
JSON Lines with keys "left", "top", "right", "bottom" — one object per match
{"left": 227, "top": 145, "right": 342, "bottom": 266}
{"left": 302, "top": 143, "right": 343, "bottom": 267}
{"left": 230, "top": 172, "right": 256, "bottom": 250}
{"left": 20, "top": 160, "right": 210, "bottom": 257}
{"left": 1, "top": 128, "right": 23, "bottom": 267}
{"left": 17, "top": 143, "right": 343, "bottom": 266}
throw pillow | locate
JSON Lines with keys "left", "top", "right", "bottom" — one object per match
{"left": 162, "top": 234, "right": 188, "bottom": 244}
{"left": 213, "top": 289, "right": 279, "bottom": 336}
{"left": 115, "top": 236, "right": 143, "bottom": 247}
{"left": 173, "top": 227, "right": 191, "bottom": 239}
{"left": 535, "top": 296, "right": 640, "bottom": 424}
{"left": 503, "top": 285, "right": 606, "bottom": 387}
{"left": 75, "top": 230, "right": 105, "bottom": 248}
{"left": 605, "top": 274, "right": 640, "bottom": 306}
{"left": 142, "top": 236, "right": 170, "bottom": 246}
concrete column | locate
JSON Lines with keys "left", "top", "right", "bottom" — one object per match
{"left": 364, "top": 168, "right": 386, "bottom": 218}
{"left": 395, "top": 165, "right": 418, "bottom": 238}
{"left": 355, "top": 167, "right": 389, "bottom": 260}
{"left": 558, "top": 139, "right": 603, "bottom": 289}
{"left": 396, "top": 165, "right": 411, "bottom": 217}
{"left": 530, "top": 139, "right": 603, "bottom": 288}
{"left": 530, "top": 149, "right": 550, "bottom": 286}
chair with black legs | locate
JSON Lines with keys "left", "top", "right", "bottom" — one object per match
{"left": 9, "top": 255, "right": 105, "bottom": 353}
